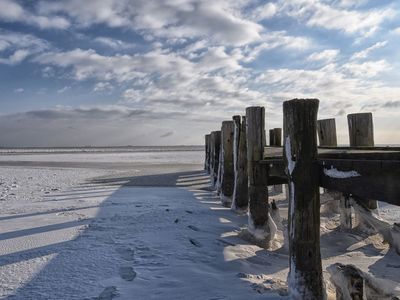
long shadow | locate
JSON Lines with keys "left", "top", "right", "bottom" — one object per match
{"left": 4, "top": 168, "right": 286, "bottom": 299}
{"left": 320, "top": 227, "right": 382, "bottom": 259}
{"left": 39, "top": 194, "right": 115, "bottom": 202}
{"left": 42, "top": 189, "right": 117, "bottom": 198}
{"left": 0, "top": 205, "right": 100, "bottom": 222}
{"left": 0, "top": 219, "right": 92, "bottom": 241}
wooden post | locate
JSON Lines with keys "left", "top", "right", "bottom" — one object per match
{"left": 205, "top": 134, "right": 211, "bottom": 173}
{"left": 347, "top": 113, "right": 377, "bottom": 213}
{"left": 232, "top": 115, "right": 248, "bottom": 211}
{"left": 347, "top": 113, "right": 374, "bottom": 147}
{"left": 273, "top": 128, "right": 282, "bottom": 146}
{"left": 317, "top": 118, "right": 337, "bottom": 147}
{"left": 270, "top": 127, "right": 283, "bottom": 193}
{"left": 283, "top": 99, "right": 324, "bottom": 299}
{"left": 220, "top": 121, "right": 235, "bottom": 206}
{"left": 246, "top": 106, "right": 271, "bottom": 242}
{"left": 317, "top": 118, "right": 344, "bottom": 224}
{"left": 210, "top": 131, "right": 221, "bottom": 188}
{"left": 340, "top": 195, "right": 352, "bottom": 230}
{"left": 269, "top": 129, "right": 275, "bottom": 146}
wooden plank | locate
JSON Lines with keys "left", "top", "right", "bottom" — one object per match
{"left": 319, "top": 159, "right": 400, "bottom": 206}
{"left": 263, "top": 146, "right": 400, "bottom": 160}
{"left": 261, "top": 157, "right": 400, "bottom": 206}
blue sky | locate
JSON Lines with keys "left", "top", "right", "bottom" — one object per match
{"left": 0, "top": 0, "right": 399, "bottom": 146}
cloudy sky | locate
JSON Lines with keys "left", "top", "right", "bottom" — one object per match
{"left": 0, "top": 0, "right": 399, "bottom": 147}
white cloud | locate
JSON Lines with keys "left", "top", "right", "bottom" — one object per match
{"left": 351, "top": 41, "right": 387, "bottom": 60}
{"left": 93, "top": 82, "right": 113, "bottom": 92}
{"left": 94, "top": 37, "right": 136, "bottom": 50}
{"left": 239, "top": 31, "right": 313, "bottom": 62}
{"left": 38, "top": 0, "right": 262, "bottom": 46}
{"left": 0, "top": 0, "right": 70, "bottom": 29}
{"left": 342, "top": 60, "right": 390, "bottom": 78}
{"left": 250, "top": 3, "right": 277, "bottom": 21}
{"left": 392, "top": 27, "right": 400, "bottom": 35}
{"left": 57, "top": 86, "right": 70, "bottom": 93}
{"left": 0, "top": 30, "right": 49, "bottom": 64}
{"left": 14, "top": 88, "right": 24, "bottom": 93}
{"left": 278, "top": 0, "right": 395, "bottom": 36}
{"left": 307, "top": 49, "right": 340, "bottom": 63}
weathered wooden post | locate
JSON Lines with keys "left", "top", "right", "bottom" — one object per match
{"left": 220, "top": 121, "right": 235, "bottom": 206}
{"left": 317, "top": 118, "right": 337, "bottom": 147}
{"left": 347, "top": 113, "right": 378, "bottom": 220}
{"left": 347, "top": 113, "right": 374, "bottom": 147}
{"left": 270, "top": 128, "right": 282, "bottom": 146}
{"left": 246, "top": 106, "right": 272, "bottom": 244}
{"left": 269, "top": 129, "right": 275, "bottom": 146}
{"left": 232, "top": 115, "right": 248, "bottom": 212}
{"left": 283, "top": 99, "right": 324, "bottom": 299}
{"left": 340, "top": 195, "right": 352, "bottom": 230}
{"left": 205, "top": 134, "right": 211, "bottom": 173}
{"left": 270, "top": 128, "right": 283, "bottom": 193}
{"left": 317, "top": 119, "right": 344, "bottom": 222}
{"left": 210, "top": 131, "right": 221, "bottom": 187}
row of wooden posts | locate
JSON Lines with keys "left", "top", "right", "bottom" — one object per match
{"left": 203, "top": 99, "right": 391, "bottom": 299}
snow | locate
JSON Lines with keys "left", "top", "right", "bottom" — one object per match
{"left": 323, "top": 166, "right": 361, "bottom": 179}
{"left": 1, "top": 148, "right": 399, "bottom": 299}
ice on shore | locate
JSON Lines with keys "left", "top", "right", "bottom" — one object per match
{"left": 0, "top": 149, "right": 399, "bottom": 299}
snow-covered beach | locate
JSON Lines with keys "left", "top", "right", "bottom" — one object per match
{"left": 0, "top": 148, "right": 399, "bottom": 299}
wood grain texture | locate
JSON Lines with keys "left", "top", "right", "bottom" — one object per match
{"left": 283, "top": 98, "right": 323, "bottom": 299}
{"left": 246, "top": 106, "right": 269, "bottom": 229}
{"left": 317, "top": 118, "right": 337, "bottom": 147}
{"left": 232, "top": 115, "right": 248, "bottom": 210}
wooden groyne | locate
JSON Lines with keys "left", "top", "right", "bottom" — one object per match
{"left": 204, "top": 98, "right": 400, "bottom": 299}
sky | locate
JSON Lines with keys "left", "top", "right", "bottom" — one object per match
{"left": 0, "top": 0, "right": 399, "bottom": 147}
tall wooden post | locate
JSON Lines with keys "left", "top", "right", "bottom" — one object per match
{"left": 347, "top": 113, "right": 377, "bottom": 212}
{"left": 317, "top": 118, "right": 345, "bottom": 226}
{"left": 283, "top": 99, "right": 324, "bottom": 299}
{"left": 232, "top": 115, "right": 248, "bottom": 211}
{"left": 317, "top": 118, "right": 337, "bottom": 147}
{"left": 348, "top": 113, "right": 374, "bottom": 147}
{"left": 246, "top": 106, "right": 271, "bottom": 242}
{"left": 220, "top": 121, "right": 235, "bottom": 206}
{"left": 273, "top": 128, "right": 282, "bottom": 146}
{"left": 269, "top": 129, "right": 275, "bottom": 146}
{"left": 205, "top": 134, "right": 211, "bottom": 173}
{"left": 210, "top": 131, "right": 221, "bottom": 188}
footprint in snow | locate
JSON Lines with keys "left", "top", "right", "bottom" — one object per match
{"left": 185, "top": 210, "right": 193, "bottom": 214}
{"left": 119, "top": 266, "right": 137, "bottom": 281}
{"left": 116, "top": 247, "right": 135, "bottom": 261}
{"left": 187, "top": 225, "right": 200, "bottom": 231}
{"left": 98, "top": 286, "right": 118, "bottom": 300}
{"left": 189, "top": 238, "right": 202, "bottom": 247}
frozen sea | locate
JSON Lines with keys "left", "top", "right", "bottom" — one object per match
{"left": 0, "top": 147, "right": 399, "bottom": 299}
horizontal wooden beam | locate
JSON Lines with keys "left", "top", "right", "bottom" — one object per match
{"left": 264, "top": 146, "right": 400, "bottom": 160}
{"left": 260, "top": 158, "right": 400, "bottom": 206}
{"left": 319, "top": 159, "right": 400, "bottom": 206}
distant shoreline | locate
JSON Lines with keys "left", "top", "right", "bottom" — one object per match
{"left": 0, "top": 145, "right": 204, "bottom": 155}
